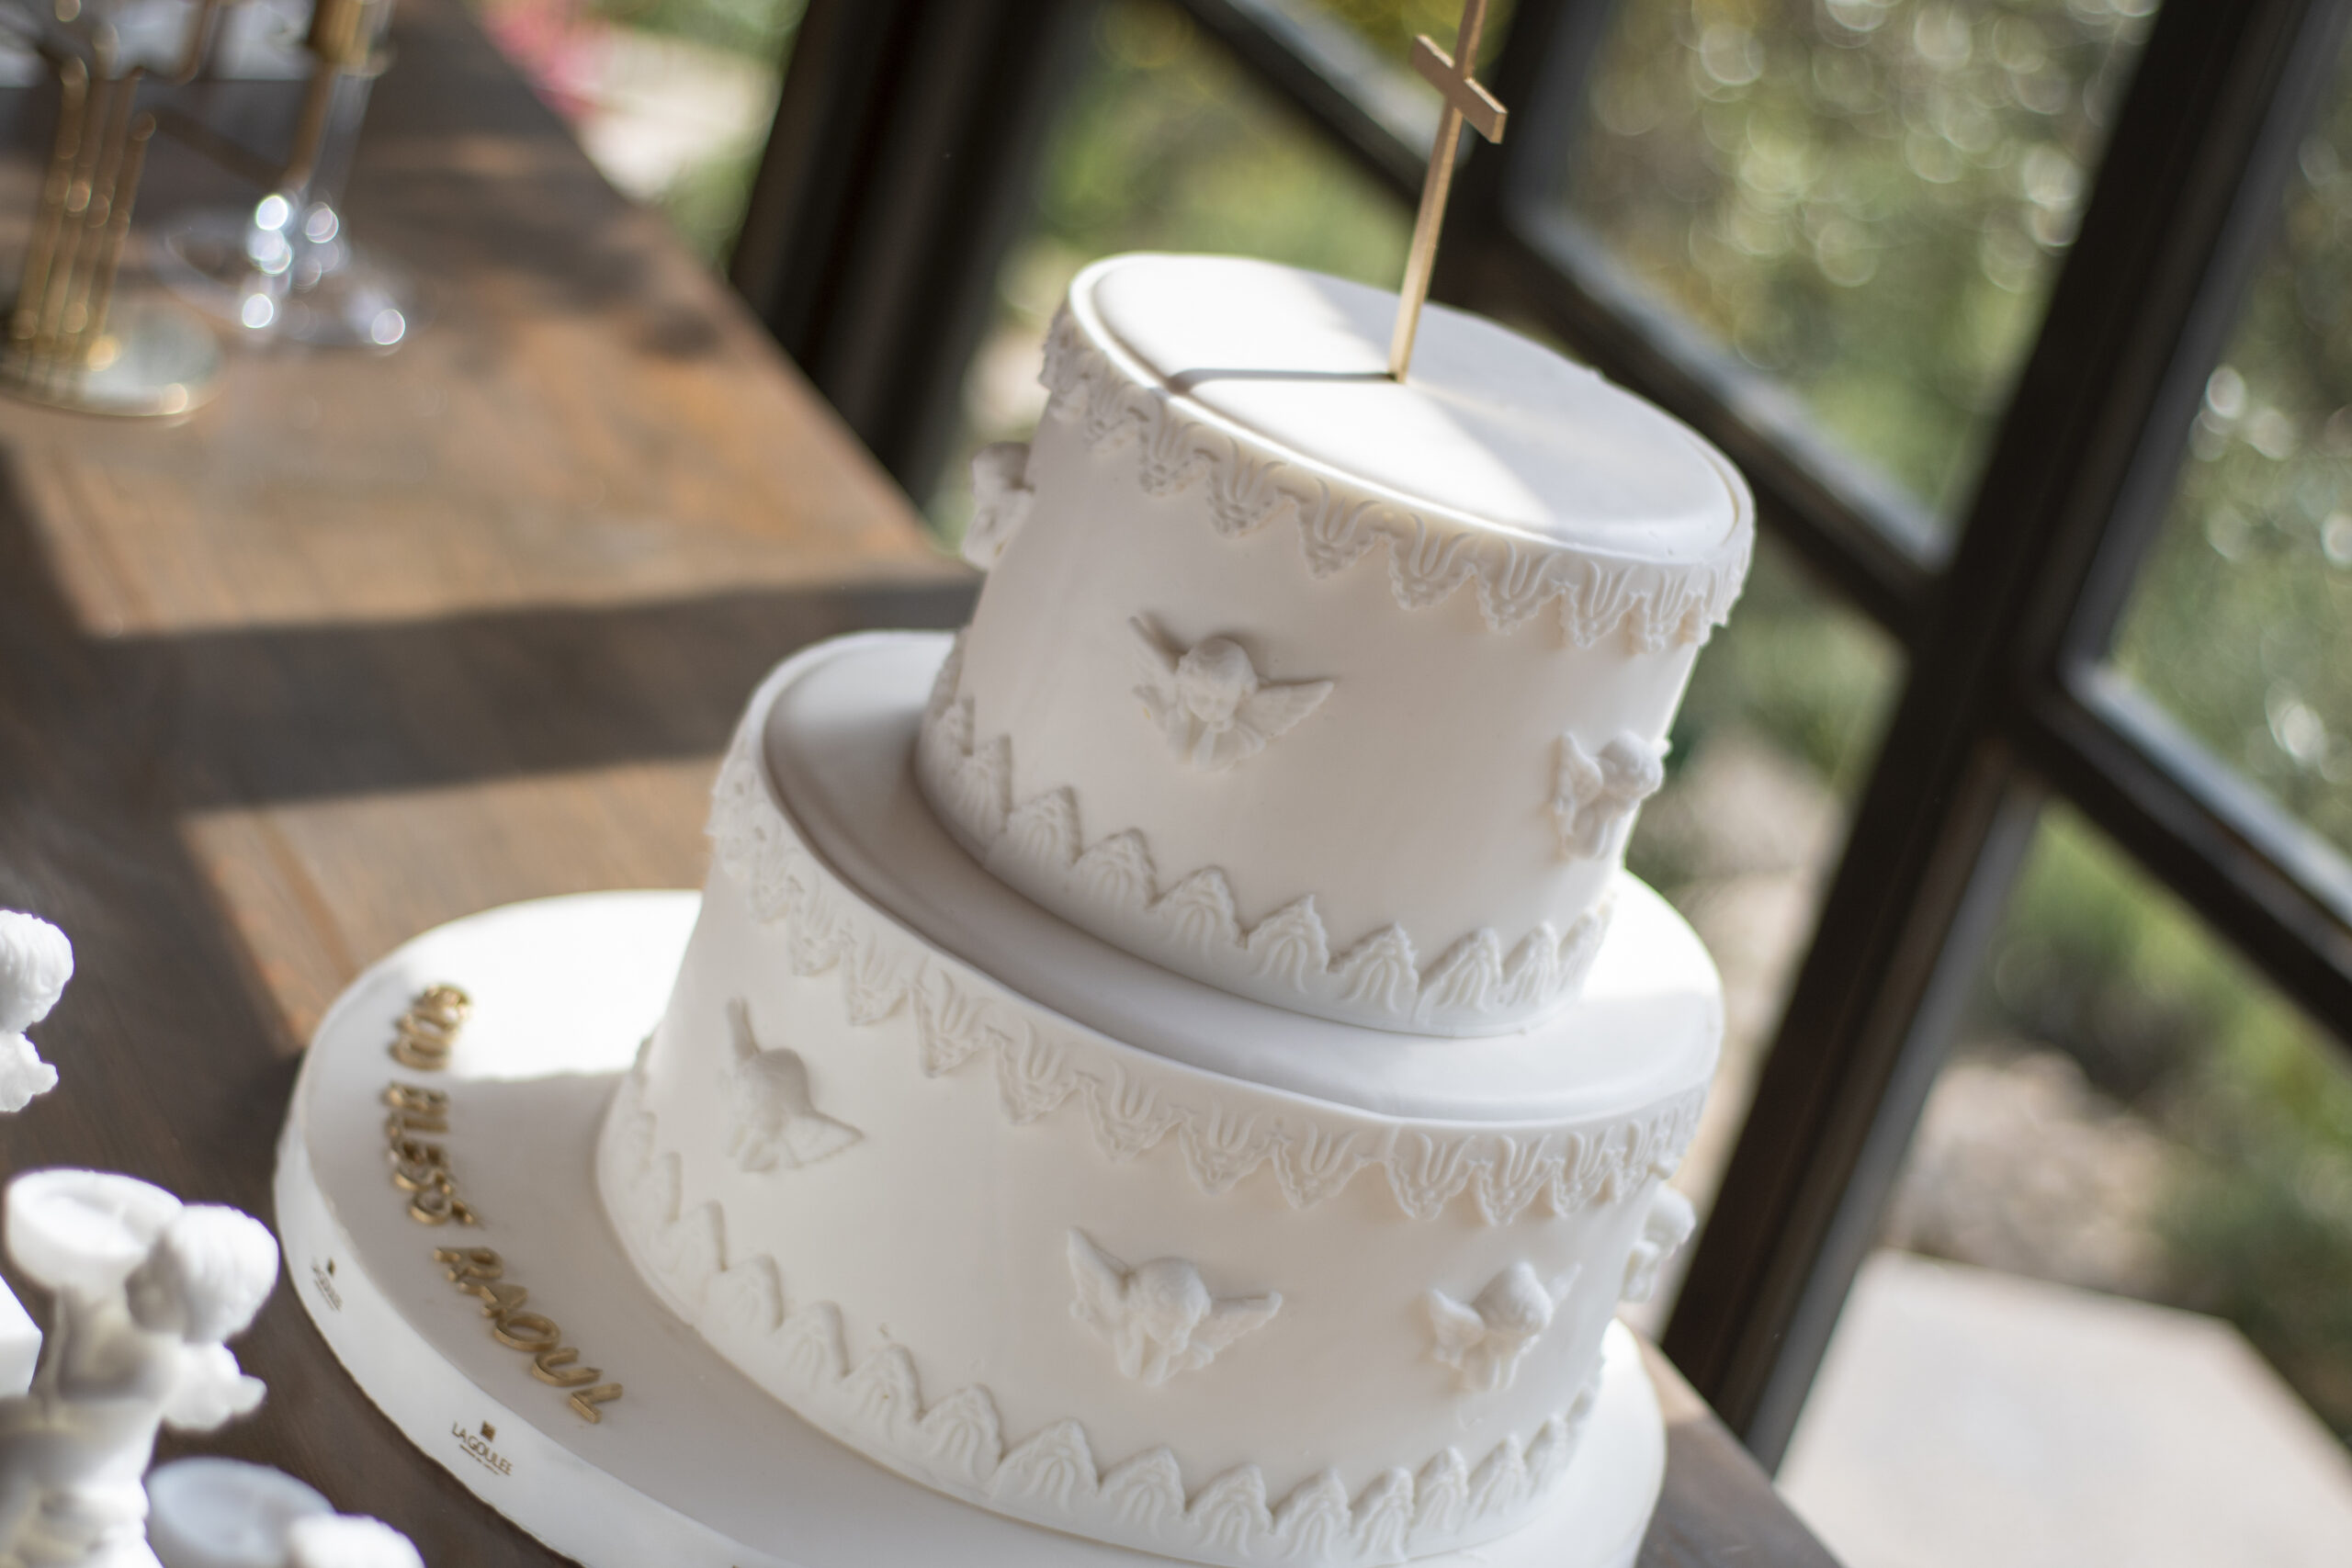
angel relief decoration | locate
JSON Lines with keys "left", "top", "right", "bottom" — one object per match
{"left": 0, "top": 1169, "right": 278, "bottom": 1566}
{"left": 1551, "top": 732, "right": 1668, "bottom": 862}
{"left": 722, "top": 999, "right": 862, "bottom": 1175}
{"left": 1128, "top": 617, "right": 1333, "bottom": 773}
{"left": 1425, "top": 1261, "right": 1579, "bottom": 1394}
{"left": 1067, "top": 1231, "right": 1281, "bottom": 1387}
{"left": 962, "top": 443, "right": 1035, "bottom": 570}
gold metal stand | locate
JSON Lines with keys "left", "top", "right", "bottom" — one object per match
{"left": 2, "top": 2, "right": 226, "bottom": 416}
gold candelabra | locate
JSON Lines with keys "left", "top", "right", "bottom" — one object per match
{"left": 1, "top": 0, "right": 225, "bottom": 415}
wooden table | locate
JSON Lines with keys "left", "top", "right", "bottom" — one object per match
{"left": 0, "top": 3, "right": 1839, "bottom": 1563}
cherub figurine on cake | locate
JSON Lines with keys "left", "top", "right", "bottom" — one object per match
{"left": 0, "top": 912, "right": 74, "bottom": 1113}
{"left": 0, "top": 1170, "right": 278, "bottom": 1568}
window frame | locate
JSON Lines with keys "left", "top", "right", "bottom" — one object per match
{"left": 738, "top": 0, "right": 2352, "bottom": 1468}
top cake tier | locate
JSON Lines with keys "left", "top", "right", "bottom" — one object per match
{"left": 918, "top": 254, "right": 1753, "bottom": 1037}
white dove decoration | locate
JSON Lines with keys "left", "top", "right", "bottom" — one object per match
{"left": 0, "top": 911, "right": 73, "bottom": 1113}
{"left": 1128, "top": 617, "right": 1333, "bottom": 773}
{"left": 1551, "top": 732, "right": 1668, "bottom": 861}
{"left": 1425, "top": 1261, "right": 1580, "bottom": 1394}
{"left": 963, "top": 442, "right": 1035, "bottom": 570}
{"left": 1067, "top": 1230, "right": 1280, "bottom": 1386}
{"left": 721, "top": 999, "right": 862, "bottom": 1175}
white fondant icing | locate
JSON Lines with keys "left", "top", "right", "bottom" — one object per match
{"left": 1068, "top": 1231, "right": 1281, "bottom": 1386}
{"left": 1127, "top": 617, "right": 1333, "bottom": 773}
{"left": 617, "top": 226, "right": 1767, "bottom": 1551}
{"left": 1042, "top": 268, "right": 1752, "bottom": 648}
{"left": 713, "top": 717, "right": 1702, "bottom": 1222}
{"left": 1553, "top": 733, "right": 1668, "bottom": 863}
{"left": 921, "top": 653, "right": 1613, "bottom": 1034}
{"left": 931, "top": 257, "right": 1756, "bottom": 1033}
{"left": 605, "top": 637, "right": 1719, "bottom": 1566}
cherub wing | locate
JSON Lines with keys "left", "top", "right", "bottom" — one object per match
{"left": 1553, "top": 735, "right": 1609, "bottom": 856}
{"left": 1182, "top": 1291, "right": 1283, "bottom": 1369}
{"left": 0, "top": 1032, "right": 56, "bottom": 1114}
{"left": 164, "top": 1343, "right": 266, "bottom": 1431}
{"left": 1208, "top": 680, "right": 1333, "bottom": 769}
{"left": 1066, "top": 1230, "right": 1129, "bottom": 1334}
{"left": 1547, "top": 1264, "right": 1584, "bottom": 1306}
{"left": 780, "top": 1109, "right": 862, "bottom": 1168}
{"left": 1556, "top": 734, "right": 1603, "bottom": 807}
{"left": 1423, "top": 1290, "right": 1489, "bottom": 1365}
{"left": 726, "top": 998, "right": 761, "bottom": 1068}
{"left": 1127, "top": 618, "right": 1182, "bottom": 732}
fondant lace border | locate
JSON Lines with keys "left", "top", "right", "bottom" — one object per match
{"left": 919, "top": 641, "right": 1611, "bottom": 1036}
{"left": 1041, "top": 308, "right": 1752, "bottom": 654}
{"left": 708, "top": 722, "right": 1703, "bottom": 1225}
{"left": 600, "top": 1067, "right": 1602, "bottom": 1568}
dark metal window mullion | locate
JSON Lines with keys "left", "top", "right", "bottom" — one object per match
{"left": 1658, "top": 0, "right": 2346, "bottom": 1465}
{"left": 2021, "top": 677, "right": 2352, "bottom": 1023}
{"left": 730, "top": 0, "right": 1098, "bottom": 502}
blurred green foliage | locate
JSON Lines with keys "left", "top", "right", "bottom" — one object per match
{"left": 1566, "top": 0, "right": 2152, "bottom": 519}
{"left": 2111, "top": 69, "right": 2352, "bottom": 855}
{"left": 616, "top": 0, "right": 802, "bottom": 263}
{"left": 1033, "top": 3, "right": 1412, "bottom": 277}
{"left": 660, "top": 139, "right": 771, "bottom": 264}
{"left": 586, "top": 0, "right": 802, "bottom": 72}
{"left": 1971, "top": 807, "right": 2352, "bottom": 1436}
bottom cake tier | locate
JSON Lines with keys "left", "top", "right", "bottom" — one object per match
{"left": 595, "top": 633, "right": 1724, "bottom": 1567}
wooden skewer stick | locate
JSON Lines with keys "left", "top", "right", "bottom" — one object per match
{"left": 1387, "top": 0, "right": 1509, "bottom": 382}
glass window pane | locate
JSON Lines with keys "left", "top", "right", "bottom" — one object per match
{"left": 1781, "top": 805, "right": 2352, "bottom": 1563}
{"left": 470, "top": 0, "right": 804, "bottom": 261}
{"left": 1622, "top": 536, "right": 1903, "bottom": 1325}
{"left": 1559, "top": 0, "right": 2155, "bottom": 526}
{"left": 932, "top": 0, "right": 1413, "bottom": 536}
{"left": 1308, "top": 0, "right": 1515, "bottom": 69}
{"left": 2109, "top": 30, "right": 2352, "bottom": 861}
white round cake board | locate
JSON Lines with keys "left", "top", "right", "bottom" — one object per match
{"left": 274, "top": 891, "right": 1667, "bottom": 1568}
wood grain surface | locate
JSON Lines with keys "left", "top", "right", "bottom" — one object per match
{"left": 0, "top": 3, "right": 1838, "bottom": 1562}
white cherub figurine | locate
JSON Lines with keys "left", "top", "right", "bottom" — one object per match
{"left": 0, "top": 913, "right": 74, "bottom": 1112}
{"left": 0, "top": 1170, "right": 279, "bottom": 1568}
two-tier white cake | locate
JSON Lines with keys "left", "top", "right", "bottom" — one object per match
{"left": 597, "top": 254, "right": 1753, "bottom": 1565}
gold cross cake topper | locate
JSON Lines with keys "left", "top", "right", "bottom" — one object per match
{"left": 1390, "top": 0, "right": 1509, "bottom": 380}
